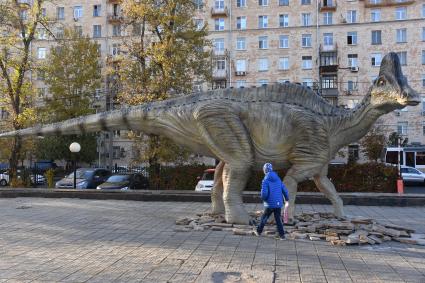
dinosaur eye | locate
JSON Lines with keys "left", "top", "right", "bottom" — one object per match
{"left": 377, "top": 78, "right": 385, "bottom": 86}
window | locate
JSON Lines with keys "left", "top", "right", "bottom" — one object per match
{"left": 347, "top": 31, "right": 357, "bottom": 45}
{"left": 302, "top": 56, "right": 312, "bottom": 69}
{"left": 258, "top": 16, "right": 268, "bottom": 28}
{"left": 371, "top": 9, "right": 380, "bottom": 22}
{"left": 302, "top": 78, "right": 313, "bottom": 88}
{"left": 347, "top": 80, "right": 357, "bottom": 91}
{"left": 236, "top": 16, "right": 247, "bottom": 30}
{"left": 216, "top": 59, "right": 226, "bottom": 70}
{"left": 395, "top": 7, "right": 407, "bottom": 20}
{"left": 371, "top": 53, "right": 382, "bottom": 66}
{"left": 278, "top": 57, "right": 289, "bottom": 70}
{"left": 321, "top": 75, "right": 337, "bottom": 88}
{"left": 258, "top": 58, "right": 269, "bottom": 71}
{"left": 258, "top": 36, "right": 268, "bottom": 49}
{"left": 347, "top": 10, "right": 357, "bottom": 23}
{"left": 93, "top": 25, "right": 101, "bottom": 38}
{"left": 93, "top": 5, "right": 101, "bottom": 17}
{"left": 236, "top": 59, "right": 246, "bottom": 71}
{"left": 73, "top": 6, "right": 83, "bottom": 19}
{"left": 422, "top": 50, "right": 425, "bottom": 65}
{"left": 323, "top": 33, "right": 333, "bottom": 46}
{"left": 279, "top": 0, "right": 289, "bottom": 6}
{"left": 418, "top": 151, "right": 425, "bottom": 164}
{"left": 57, "top": 7, "right": 64, "bottom": 20}
{"left": 423, "top": 4, "right": 425, "bottom": 17}
{"left": 302, "top": 34, "right": 312, "bottom": 47}
{"left": 422, "top": 74, "right": 425, "bottom": 87}
{"left": 236, "top": 80, "right": 246, "bottom": 88}
{"left": 56, "top": 26, "right": 64, "bottom": 38}
{"left": 237, "top": 0, "right": 246, "bottom": 7}
{"left": 37, "top": 47, "right": 46, "bottom": 59}
{"left": 41, "top": 8, "right": 46, "bottom": 17}
{"left": 236, "top": 37, "right": 246, "bottom": 50}
{"left": 279, "top": 14, "right": 289, "bottom": 27}
{"left": 423, "top": 27, "right": 425, "bottom": 41}
{"left": 301, "top": 13, "right": 311, "bottom": 26}
{"left": 259, "top": 0, "right": 268, "bottom": 6}
{"left": 195, "top": 19, "right": 204, "bottom": 31}
{"left": 194, "top": 0, "right": 203, "bottom": 9}
{"left": 111, "top": 43, "right": 120, "bottom": 56}
{"left": 348, "top": 54, "right": 358, "bottom": 67}
{"left": 396, "top": 28, "right": 407, "bottom": 43}
{"left": 215, "top": 0, "right": 224, "bottom": 8}
{"left": 323, "top": 12, "right": 333, "bottom": 25}
{"left": 112, "top": 24, "right": 121, "bottom": 36}
{"left": 214, "top": 38, "right": 225, "bottom": 52}
{"left": 36, "top": 28, "right": 47, "bottom": 40}
{"left": 301, "top": 0, "right": 310, "bottom": 4}
{"left": 348, "top": 145, "right": 359, "bottom": 162}
{"left": 372, "top": 30, "right": 382, "bottom": 45}
{"left": 279, "top": 35, "right": 289, "bottom": 48}
{"left": 258, "top": 79, "right": 269, "bottom": 86}
{"left": 397, "top": 121, "right": 408, "bottom": 135}
{"left": 74, "top": 26, "right": 83, "bottom": 37}
{"left": 215, "top": 18, "right": 225, "bottom": 31}
{"left": 19, "top": 10, "right": 27, "bottom": 20}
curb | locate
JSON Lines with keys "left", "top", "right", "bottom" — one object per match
{"left": 0, "top": 188, "right": 424, "bottom": 206}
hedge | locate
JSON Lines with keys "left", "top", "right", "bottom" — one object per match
{"left": 149, "top": 162, "right": 397, "bottom": 193}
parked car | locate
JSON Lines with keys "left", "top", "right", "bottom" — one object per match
{"left": 401, "top": 166, "right": 425, "bottom": 184}
{"left": 96, "top": 173, "right": 149, "bottom": 191}
{"left": 0, "top": 170, "right": 45, "bottom": 186}
{"left": 195, "top": 169, "right": 214, "bottom": 192}
{"left": 55, "top": 168, "right": 111, "bottom": 189}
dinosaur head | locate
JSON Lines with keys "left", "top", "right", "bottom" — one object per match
{"left": 370, "top": 52, "right": 420, "bottom": 111}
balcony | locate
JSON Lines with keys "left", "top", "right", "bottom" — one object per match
{"left": 319, "top": 0, "right": 337, "bottom": 11}
{"left": 320, "top": 43, "right": 337, "bottom": 52}
{"left": 211, "top": 7, "right": 228, "bottom": 17}
{"left": 212, "top": 69, "right": 228, "bottom": 79}
{"left": 107, "top": 13, "right": 124, "bottom": 23}
{"left": 321, "top": 88, "right": 339, "bottom": 97}
{"left": 361, "top": 0, "right": 415, "bottom": 8}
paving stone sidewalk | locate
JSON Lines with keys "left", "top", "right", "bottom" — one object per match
{"left": 0, "top": 198, "right": 424, "bottom": 283}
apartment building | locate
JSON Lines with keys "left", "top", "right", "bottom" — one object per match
{"left": 197, "top": 0, "right": 425, "bottom": 163}
{"left": 20, "top": 0, "right": 425, "bottom": 166}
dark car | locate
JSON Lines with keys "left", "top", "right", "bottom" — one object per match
{"left": 96, "top": 173, "right": 149, "bottom": 190}
{"left": 55, "top": 168, "right": 111, "bottom": 189}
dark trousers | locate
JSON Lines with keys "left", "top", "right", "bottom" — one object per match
{"left": 256, "top": 207, "right": 285, "bottom": 237}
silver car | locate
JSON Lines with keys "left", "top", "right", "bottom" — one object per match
{"left": 401, "top": 166, "right": 425, "bottom": 184}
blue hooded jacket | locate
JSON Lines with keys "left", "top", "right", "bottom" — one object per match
{"left": 261, "top": 171, "right": 289, "bottom": 208}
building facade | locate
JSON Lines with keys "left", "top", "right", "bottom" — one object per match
{"left": 18, "top": 0, "right": 425, "bottom": 166}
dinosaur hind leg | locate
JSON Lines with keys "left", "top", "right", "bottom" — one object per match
{"left": 211, "top": 161, "right": 225, "bottom": 215}
{"left": 313, "top": 169, "right": 344, "bottom": 218}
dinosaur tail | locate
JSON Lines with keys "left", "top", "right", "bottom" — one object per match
{"left": 0, "top": 107, "right": 137, "bottom": 138}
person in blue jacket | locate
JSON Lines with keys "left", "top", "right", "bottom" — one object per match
{"left": 254, "top": 163, "right": 289, "bottom": 239}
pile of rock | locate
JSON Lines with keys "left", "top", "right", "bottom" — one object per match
{"left": 175, "top": 211, "right": 425, "bottom": 246}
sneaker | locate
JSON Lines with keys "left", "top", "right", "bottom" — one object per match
{"left": 253, "top": 230, "right": 260, "bottom": 237}
{"left": 276, "top": 235, "right": 286, "bottom": 240}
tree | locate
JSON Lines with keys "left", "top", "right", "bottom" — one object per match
{"left": 115, "top": 0, "right": 211, "bottom": 174}
{"left": 360, "top": 126, "right": 387, "bottom": 162}
{"left": 0, "top": 0, "right": 48, "bottom": 179}
{"left": 35, "top": 29, "right": 101, "bottom": 165}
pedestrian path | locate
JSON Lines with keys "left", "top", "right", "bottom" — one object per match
{"left": 0, "top": 198, "right": 424, "bottom": 282}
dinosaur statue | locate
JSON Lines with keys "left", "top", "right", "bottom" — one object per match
{"left": 0, "top": 53, "right": 420, "bottom": 224}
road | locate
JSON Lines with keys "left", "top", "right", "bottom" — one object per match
{"left": 404, "top": 185, "right": 425, "bottom": 194}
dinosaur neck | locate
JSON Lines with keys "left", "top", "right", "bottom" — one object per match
{"left": 332, "top": 91, "right": 386, "bottom": 150}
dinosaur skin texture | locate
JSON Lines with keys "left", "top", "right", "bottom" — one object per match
{"left": 0, "top": 53, "right": 420, "bottom": 224}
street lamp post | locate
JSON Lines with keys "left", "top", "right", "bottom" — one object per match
{"left": 69, "top": 142, "right": 81, "bottom": 189}
{"left": 396, "top": 136, "right": 404, "bottom": 195}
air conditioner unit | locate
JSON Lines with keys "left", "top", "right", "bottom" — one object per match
{"left": 235, "top": 71, "right": 246, "bottom": 76}
{"left": 350, "top": 66, "right": 359, "bottom": 72}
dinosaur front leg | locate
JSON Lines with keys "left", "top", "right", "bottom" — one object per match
{"left": 211, "top": 161, "right": 225, "bottom": 214}
{"left": 222, "top": 164, "right": 251, "bottom": 224}
{"left": 313, "top": 174, "right": 344, "bottom": 218}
